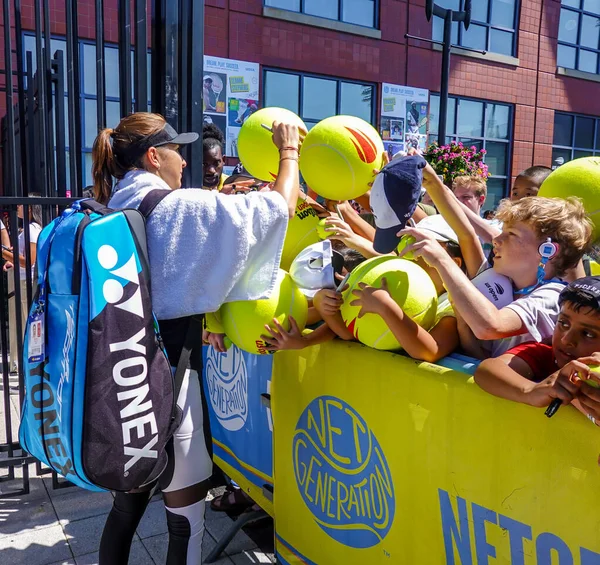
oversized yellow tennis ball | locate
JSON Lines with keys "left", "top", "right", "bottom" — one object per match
{"left": 299, "top": 115, "right": 385, "bottom": 200}
{"left": 280, "top": 199, "right": 321, "bottom": 270}
{"left": 396, "top": 236, "right": 417, "bottom": 260}
{"left": 237, "top": 107, "right": 306, "bottom": 182}
{"left": 221, "top": 269, "right": 308, "bottom": 355}
{"left": 539, "top": 157, "right": 600, "bottom": 240}
{"left": 340, "top": 256, "right": 438, "bottom": 351}
{"left": 316, "top": 218, "right": 330, "bottom": 240}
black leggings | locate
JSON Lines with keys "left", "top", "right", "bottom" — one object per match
{"left": 99, "top": 489, "right": 154, "bottom": 565}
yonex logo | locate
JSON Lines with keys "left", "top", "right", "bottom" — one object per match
{"left": 98, "top": 244, "right": 158, "bottom": 474}
{"left": 98, "top": 245, "right": 144, "bottom": 318}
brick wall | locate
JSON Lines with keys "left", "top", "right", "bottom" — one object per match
{"left": 2, "top": 0, "right": 600, "bottom": 184}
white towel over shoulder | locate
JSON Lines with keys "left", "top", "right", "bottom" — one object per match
{"left": 108, "top": 170, "right": 289, "bottom": 320}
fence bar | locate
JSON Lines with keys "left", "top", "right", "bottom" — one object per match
{"left": 14, "top": 0, "right": 29, "bottom": 197}
{"left": 33, "top": 0, "right": 48, "bottom": 198}
{"left": 119, "top": 0, "right": 133, "bottom": 118}
{"left": 53, "top": 52, "right": 67, "bottom": 199}
{"left": 187, "top": 0, "right": 204, "bottom": 188}
{"left": 42, "top": 0, "right": 56, "bottom": 197}
{"left": 65, "top": 0, "right": 82, "bottom": 196}
{"left": 95, "top": 0, "right": 106, "bottom": 130}
{"left": 134, "top": 0, "right": 148, "bottom": 113}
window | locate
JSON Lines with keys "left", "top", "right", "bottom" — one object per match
{"left": 431, "top": 0, "right": 519, "bottom": 57}
{"left": 22, "top": 35, "right": 150, "bottom": 190}
{"left": 263, "top": 69, "right": 376, "bottom": 129}
{"left": 429, "top": 94, "right": 513, "bottom": 210}
{"left": 557, "top": 1, "right": 600, "bottom": 74}
{"left": 552, "top": 112, "right": 600, "bottom": 168}
{"left": 264, "top": 0, "right": 377, "bottom": 28}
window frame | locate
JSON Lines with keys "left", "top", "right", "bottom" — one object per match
{"left": 552, "top": 111, "right": 600, "bottom": 167}
{"left": 557, "top": 2, "right": 600, "bottom": 74}
{"left": 264, "top": 0, "right": 380, "bottom": 30}
{"left": 432, "top": 0, "right": 520, "bottom": 57}
{"left": 429, "top": 93, "right": 514, "bottom": 206}
{"left": 262, "top": 67, "right": 378, "bottom": 127}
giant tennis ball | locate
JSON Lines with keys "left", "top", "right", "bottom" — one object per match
{"left": 299, "top": 115, "right": 385, "bottom": 200}
{"left": 539, "top": 157, "right": 600, "bottom": 240}
{"left": 280, "top": 199, "right": 321, "bottom": 270}
{"left": 221, "top": 269, "right": 308, "bottom": 355}
{"left": 237, "top": 107, "right": 306, "bottom": 182}
{"left": 340, "top": 256, "right": 438, "bottom": 351}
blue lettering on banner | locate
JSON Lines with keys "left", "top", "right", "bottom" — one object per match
{"left": 438, "top": 489, "right": 600, "bottom": 565}
{"left": 293, "top": 396, "right": 395, "bottom": 549}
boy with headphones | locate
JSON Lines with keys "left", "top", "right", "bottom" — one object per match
{"left": 399, "top": 165, "right": 593, "bottom": 358}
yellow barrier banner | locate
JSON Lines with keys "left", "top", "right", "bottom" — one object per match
{"left": 272, "top": 340, "right": 600, "bottom": 565}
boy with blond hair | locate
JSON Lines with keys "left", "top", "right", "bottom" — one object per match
{"left": 400, "top": 188, "right": 593, "bottom": 358}
{"left": 452, "top": 175, "right": 487, "bottom": 215}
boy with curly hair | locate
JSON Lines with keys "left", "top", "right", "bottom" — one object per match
{"left": 400, "top": 186, "right": 593, "bottom": 358}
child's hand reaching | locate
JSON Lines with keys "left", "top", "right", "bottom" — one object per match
{"left": 202, "top": 329, "right": 228, "bottom": 353}
{"left": 349, "top": 278, "right": 394, "bottom": 318}
{"left": 262, "top": 317, "right": 304, "bottom": 351}
{"left": 313, "top": 289, "right": 344, "bottom": 317}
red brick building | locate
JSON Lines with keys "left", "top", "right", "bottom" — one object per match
{"left": 2, "top": 0, "right": 600, "bottom": 207}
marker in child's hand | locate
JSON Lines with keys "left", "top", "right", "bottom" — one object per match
{"left": 261, "top": 123, "right": 273, "bottom": 132}
{"left": 546, "top": 365, "right": 600, "bottom": 417}
{"left": 336, "top": 272, "right": 351, "bottom": 293}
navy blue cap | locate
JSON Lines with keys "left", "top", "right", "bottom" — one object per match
{"left": 370, "top": 155, "right": 426, "bottom": 254}
{"left": 560, "top": 276, "right": 600, "bottom": 308}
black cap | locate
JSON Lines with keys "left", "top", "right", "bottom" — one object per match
{"left": 120, "top": 123, "right": 199, "bottom": 165}
{"left": 146, "top": 123, "right": 199, "bottom": 148}
{"left": 560, "top": 276, "right": 600, "bottom": 307}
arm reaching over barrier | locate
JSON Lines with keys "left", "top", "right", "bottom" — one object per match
{"left": 350, "top": 278, "right": 458, "bottom": 363}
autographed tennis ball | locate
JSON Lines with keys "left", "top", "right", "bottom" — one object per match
{"left": 300, "top": 115, "right": 385, "bottom": 201}
{"left": 340, "top": 256, "right": 437, "bottom": 351}
{"left": 221, "top": 270, "right": 308, "bottom": 355}
{"left": 539, "top": 157, "right": 600, "bottom": 240}
{"left": 280, "top": 199, "right": 321, "bottom": 270}
{"left": 316, "top": 218, "right": 331, "bottom": 240}
{"left": 396, "top": 236, "right": 417, "bottom": 261}
{"left": 237, "top": 107, "right": 306, "bottom": 182}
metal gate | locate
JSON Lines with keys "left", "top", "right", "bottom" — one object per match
{"left": 0, "top": 0, "right": 204, "bottom": 496}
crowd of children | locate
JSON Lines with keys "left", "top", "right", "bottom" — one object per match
{"left": 201, "top": 123, "right": 600, "bottom": 433}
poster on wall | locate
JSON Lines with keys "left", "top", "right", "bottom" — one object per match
{"left": 380, "top": 84, "right": 429, "bottom": 159}
{"left": 203, "top": 56, "right": 260, "bottom": 157}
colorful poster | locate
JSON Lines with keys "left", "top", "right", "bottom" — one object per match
{"left": 203, "top": 55, "right": 260, "bottom": 157}
{"left": 380, "top": 84, "right": 429, "bottom": 144}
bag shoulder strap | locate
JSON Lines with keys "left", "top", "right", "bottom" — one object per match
{"left": 172, "top": 316, "right": 204, "bottom": 405}
{"left": 138, "top": 189, "right": 172, "bottom": 219}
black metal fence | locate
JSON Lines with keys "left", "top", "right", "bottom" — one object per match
{"left": 0, "top": 0, "right": 204, "bottom": 496}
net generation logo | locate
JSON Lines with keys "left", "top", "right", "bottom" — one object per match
{"left": 292, "top": 396, "right": 395, "bottom": 548}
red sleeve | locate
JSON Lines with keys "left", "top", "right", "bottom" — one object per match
{"left": 505, "top": 341, "right": 556, "bottom": 381}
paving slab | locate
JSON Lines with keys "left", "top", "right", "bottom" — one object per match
{"left": 0, "top": 479, "right": 57, "bottom": 538}
{"left": 0, "top": 524, "right": 72, "bottom": 565}
{"left": 61, "top": 514, "right": 107, "bottom": 557}
{"left": 73, "top": 540, "right": 152, "bottom": 565}
{"left": 141, "top": 530, "right": 233, "bottom": 564}
{"left": 51, "top": 489, "right": 114, "bottom": 525}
